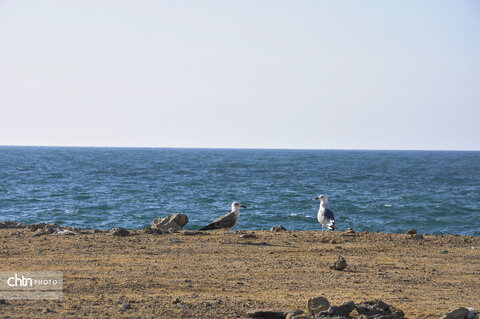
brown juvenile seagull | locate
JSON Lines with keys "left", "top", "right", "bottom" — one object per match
{"left": 199, "top": 202, "right": 246, "bottom": 231}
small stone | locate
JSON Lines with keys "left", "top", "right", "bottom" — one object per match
{"left": 246, "top": 309, "right": 286, "bottom": 319}
{"left": 307, "top": 296, "right": 330, "bottom": 315}
{"left": 241, "top": 233, "right": 257, "bottom": 239}
{"left": 172, "top": 297, "right": 181, "bottom": 304}
{"left": 330, "top": 239, "right": 337, "bottom": 244}
{"left": 0, "top": 299, "right": 6, "bottom": 304}
{"left": 330, "top": 256, "right": 347, "bottom": 271}
{"left": 406, "top": 229, "right": 417, "bottom": 235}
{"left": 41, "top": 308, "right": 53, "bottom": 313}
{"left": 412, "top": 234, "right": 424, "bottom": 240}
{"left": 270, "top": 225, "right": 287, "bottom": 232}
{"left": 443, "top": 307, "right": 470, "bottom": 319}
{"left": 345, "top": 228, "right": 355, "bottom": 233}
{"left": 110, "top": 227, "right": 129, "bottom": 236}
{"left": 121, "top": 303, "right": 131, "bottom": 310}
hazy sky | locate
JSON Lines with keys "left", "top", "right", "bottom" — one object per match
{"left": 1, "top": 1, "right": 479, "bottom": 150}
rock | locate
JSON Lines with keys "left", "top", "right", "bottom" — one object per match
{"left": 307, "top": 296, "right": 330, "bottom": 315}
{"left": 345, "top": 228, "right": 355, "bottom": 233}
{"left": 467, "top": 308, "right": 478, "bottom": 319}
{"left": 182, "top": 231, "right": 209, "bottom": 236}
{"left": 0, "top": 221, "right": 28, "bottom": 229}
{"left": 443, "top": 307, "right": 470, "bottom": 319}
{"left": 328, "top": 301, "right": 355, "bottom": 316}
{"left": 412, "top": 234, "right": 424, "bottom": 240}
{"left": 110, "top": 227, "right": 129, "bottom": 236}
{"left": 41, "top": 308, "right": 53, "bottom": 313}
{"left": 355, "top": 300, "right": 404, "bottom": 318}
{"left": 270, "top": 225, "right": 287, "bottom": 232}
{"left": 285, "top": 310, "right": 304, "bottom": 319}
{"left": 241, "top": 233, "right": 257, "bottom": 239}
{"left": 406, "top": 229, "right": 417, "bottom": 235}
{"left": 330, "top": 256, "right": 347, "bottom": 271}
{"left": 246, "top": 309, "right": 286, "bottom": 319}
{"left": 121, "top": 302, "right": 131, "bottom": 310}
{"left": 172, "top": 297, "right": 181, "bottom": 304}
{"left": 151, "top": 213, "right": 189, "bottom": 232}
{"left": 0, "top": 299, "right": 6, "bottom": 304}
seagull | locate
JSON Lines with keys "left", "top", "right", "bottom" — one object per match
{"left": 314, "top": 195, "right": 336, "bottom": 233}
{"left": 199, "top": 202, "right": 246, "bottom": 231}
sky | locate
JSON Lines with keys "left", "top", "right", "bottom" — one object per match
{"left": 0, "top": 1, "right": 479, "bottom": 150}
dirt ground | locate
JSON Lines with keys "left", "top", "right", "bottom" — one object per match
{"left": 0, "top": 228, "right": 479, "bottom": 318}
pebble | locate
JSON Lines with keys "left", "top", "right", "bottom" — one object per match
{"left": 406, "top": 229, "right": 417, "bottom": 235}
{"left": 345, "top": 228, "right": 355, "bottom": 233}
{"left": 120, "top": 303, "right": 131, "bottom": 310}
{"left": 172, "top": 297, "right": 181, "bottom": 304}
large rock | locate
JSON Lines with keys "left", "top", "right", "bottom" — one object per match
{"left": 443, "top": 307, "right": 472, "bottom": 319}
{"left": 0, "top": 221, "right": 28, "bottom": 229}
{"left": 307, "top": 296, "right": 330, "bottom": 315}
{"left": 151, "top": 213, "right": 189, "bottom": 231}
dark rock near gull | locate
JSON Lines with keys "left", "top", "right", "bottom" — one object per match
{"left": 270, "top": 225, "right": 287, "bottom": 232}
{"left": 406, "top": 229, "right": 417, "bottom": 235}
{"left": 330, "top": 256, "right": 347, "bottom": 271}
{"left": 151, "top": 213, "right": 189, "bottom": 232}
{"left": 345, "top": 227, "right": 355, "bottom": 233}
{"left": 110, "top": 227, "right": 129, "bottom": 237}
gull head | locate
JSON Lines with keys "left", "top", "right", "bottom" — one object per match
{"left": 314, "top": 195, "right": 328, "bottom": 204}
{"left": 232, "top": 202, "right": 247, "bottom": 211}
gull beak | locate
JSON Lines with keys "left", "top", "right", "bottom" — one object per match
{"left": 314, "top": 196, "right": 320, "bottom": 200}
{"left": 240, "top": 205, "right": 247, "bottom": 208}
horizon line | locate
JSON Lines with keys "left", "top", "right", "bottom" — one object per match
{"left": 1, "top": 144, "right": 479, "bottom": 152}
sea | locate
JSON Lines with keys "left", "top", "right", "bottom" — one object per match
{"left": 0, "top": 146, "right": 479, "bottom": 236}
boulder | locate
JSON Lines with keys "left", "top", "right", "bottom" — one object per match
{"left": 151, "top": 213, "right": 189, "bottom": 232}
{"left": 406, "top": 229, "right": 417, "bottom": 235}
{"left": 307, "top": 296, "right": 330, "bottom": 315}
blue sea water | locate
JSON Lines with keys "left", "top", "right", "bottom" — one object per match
{"left": 0, "top": 146, "right": 479, "bottom": 236}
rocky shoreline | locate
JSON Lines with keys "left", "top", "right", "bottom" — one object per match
{"left": 1, "top": 218, "right": 479, "bottom": 318}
